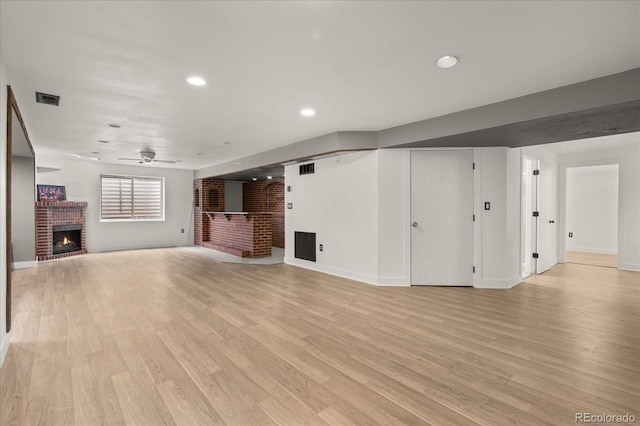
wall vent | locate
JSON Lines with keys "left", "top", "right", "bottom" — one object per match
{"left": 299, "top": 163, "right": 315, "bottom": 175}
{"left": 35, "top": 92, "right": 60, "bottom": 106}
{"left": 295, "top": 232, "right": 316, "bottom": 262}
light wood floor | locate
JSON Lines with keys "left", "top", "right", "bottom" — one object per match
{"left": 567, "top": 251, "right": 618, "bottom": 268}
{"left": 1, "top": 248, "right": 638, "bottom": 425}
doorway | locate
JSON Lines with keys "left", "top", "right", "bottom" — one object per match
{"left": 5, "top": 86, "right": 36, "bottom": 333}
{"left": 410, "top": 150, "right": 474, "bottom": 286}
{"left": 565, "top": 164, "right": 619, "bottom": 268}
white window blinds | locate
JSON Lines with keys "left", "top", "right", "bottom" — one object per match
{"left": 101, "top": 175, "right": 164, "bottom": 221}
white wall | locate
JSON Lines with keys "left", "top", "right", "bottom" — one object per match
{"left": 566, "top": 165, "right": 619, "bottom": 254}
{"left": 37, "top": 158, "right": 194, "bottom": 253}
{"left": 0, "top": 56, "right": 10, "bottom": 366}
{"left": 376, "top": 147, "right": 521, "bottom": 289}
{"left": 377, "top": 149, "right": 410, "bottom": 285}
{"left": 224, "top": 180, "right": 243, "bottom": 211}
{"left": 506, "top": 148, "right": 523, "bottom": 283}
{"left": 285, "top": 151, "right": 379, "bottom": 284}
{"left": 10, "top": 156, "right": 36, "bottom": 264}
{"left": 558, "top": 141, "right": 640, "bottom": 271}
{"left": 473, "top": 147, "right": 523, "bottom": 288}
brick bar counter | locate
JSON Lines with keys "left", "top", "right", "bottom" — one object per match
{"left": 201, "top": 212, "right": 272, "bottom": 258}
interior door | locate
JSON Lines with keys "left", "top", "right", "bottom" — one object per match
{"left": 536, "top": 161, "right": 556, "bottom": 273}
{"left": 410, "top": 150, "right": 474, "bottom": 286}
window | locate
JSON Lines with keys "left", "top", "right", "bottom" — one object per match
{"left": 101, "top": 175, "right": 164, "bottom": 221}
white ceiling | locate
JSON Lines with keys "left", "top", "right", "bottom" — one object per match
{"left": 1, "top": 1, "right": 639, "bottom": 170}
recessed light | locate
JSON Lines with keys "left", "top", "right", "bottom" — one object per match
{"left": 267, "top": 176, "right": 273, "bottom": 180}
{"left": 436, "top": 55, "right": 458, "bottom": 69}
{"left": 300, "top": 108, "right": 315, "bottom": 117}
{"left": 187, "top": 76, "right": 206, "bottom": 86}
{"left": 98, "top": 140, "right": 109, "bottom": 144}
{"left": 108, "top": 123, "right": 122, "bottom": 128}
{"left": 252, "top": 178, "right": 258, "bottom": 181}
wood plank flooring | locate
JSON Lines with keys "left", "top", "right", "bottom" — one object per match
{"left": 1, "top": 248, "right": 638, "bottom": 425}
{"left": 566, "top": 251, "right": 618, "bottom": 268}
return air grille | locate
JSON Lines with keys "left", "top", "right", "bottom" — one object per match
{"left": 295, "top": 232, "right": 316, "bottom": 262}
{"left": 35, "top": 92, "right": 60, "bottom": 106}
{"left": 299, "top": 163, "right": 315, "bottom": 175}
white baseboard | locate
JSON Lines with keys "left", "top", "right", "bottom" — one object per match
{"left": 0, "top": 333, "right": 10, "bottom": 367}
{"left": 566, "top": 247, "right": 618, "bottom": 255}
{"left": 12, "top": 260, "right": 37, "bottom": 270}
{"left": 91, "top": 242, "right": 190, "bottom": 253}
{"left": 284, "top": 257, "right": 380, "bottom": 286}
{"left": 475, "top": 274, "right": 522, "bottom": 289}
{"left": 375, "top": 276, "right": 411, "bottom": 287}
{"left": 620, "top": 263, "right": 640, "bottom": 272}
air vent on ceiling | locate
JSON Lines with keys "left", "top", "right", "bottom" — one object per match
{"left": 299, "top": 163, "right": 315, "bottom": 175}
{"left": 35, "top": 92, "right": 60, "bottom": 106}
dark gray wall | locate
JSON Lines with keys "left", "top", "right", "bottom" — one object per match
{"left": 11, "top": 155, "right": 36, "bottom": 263}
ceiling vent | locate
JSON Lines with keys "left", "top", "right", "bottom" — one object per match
{"left": 35, "top": 92, "right": 60, "bottom": 106}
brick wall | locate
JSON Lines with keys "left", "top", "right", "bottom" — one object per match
{"left": 35, "top": 201, "right": 87, "bottom": 261}
{"left": 202, "top": 213, "right": 272, "bottom": 258}
{"left": 193, "top": 178, "right": 225, "bottom": 245}
{"left": 243, "top": 178, "right": 285, "bottom": 248}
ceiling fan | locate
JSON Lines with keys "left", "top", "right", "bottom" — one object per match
{"left": 118, "top": 151, "right": 176, "bottom": 164}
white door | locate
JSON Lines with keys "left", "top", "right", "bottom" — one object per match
{"left": 536, "top": 161, "right": 556, "bottom": 274}
{"left": 411, "top": 150, "right": 474, "bottom": 286}
{"left": 521, "top": 157, "right": 538, "bottom": 277}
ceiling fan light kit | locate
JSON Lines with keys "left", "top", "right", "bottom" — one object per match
{"left": 118, "top": 151, "right": 176, "bottom": 164}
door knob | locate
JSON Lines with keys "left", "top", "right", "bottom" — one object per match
{"left": 549, "top": 220, "right": 555, "bottom": 224}
{"left": 412, "top": 222, "right": 418, "bottom": 227}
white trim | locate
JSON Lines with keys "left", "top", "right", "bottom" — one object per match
{"left": 12, "top": 260, "right": 37, "bottom": 269}
{"left": 285, "top": 257, "right": 380, "bottom": 286}
{"left": 619, "top": 263, "right": 640, "bottom": 272}
{"left": 375, "top": 276, "right": 410, "bottom": 287}
{"left": 476, "top": 274, "right": 523, "bottom": 289}
{"left": 0, "top": 333, "right": 10, "bottom": 367}
{"left": 566, "top": 247, "right": 618, "bottom": 255}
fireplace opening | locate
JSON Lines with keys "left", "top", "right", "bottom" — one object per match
{"left": 52, "top": 224, "right": 82, "bottom": 255}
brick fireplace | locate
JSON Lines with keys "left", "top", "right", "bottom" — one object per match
{"left": 36, "top": 201, "right": 87, "bottom": 261}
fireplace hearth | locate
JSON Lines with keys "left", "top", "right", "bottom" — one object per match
{"left": 36, "top": 201, "right": 87, "bottom": 261}
{"left": 52, "top": 224, "right": 82, "bottom": 255}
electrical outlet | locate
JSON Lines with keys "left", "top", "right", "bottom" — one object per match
{"left": 568, "top": 232, "right": 573, "bottom": 237}
{"left": 287, "top": 203, "right": 293, "bottom": 209}
{"left": 319, "top": 244, "right": 323, "bottom": 252}
{"left": 484, "top": 202, "right": 491, "bottom": 210}
{"left": 181, "top": 228, "right": 184, "bottom": 233}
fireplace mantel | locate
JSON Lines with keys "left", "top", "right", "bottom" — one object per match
{"left": 36, "top": 201, "right": 87, "bottom": 261}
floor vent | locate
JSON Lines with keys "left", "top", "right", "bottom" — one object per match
{"left": 36, "top": 92, "right": 60, "bottom": 106}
